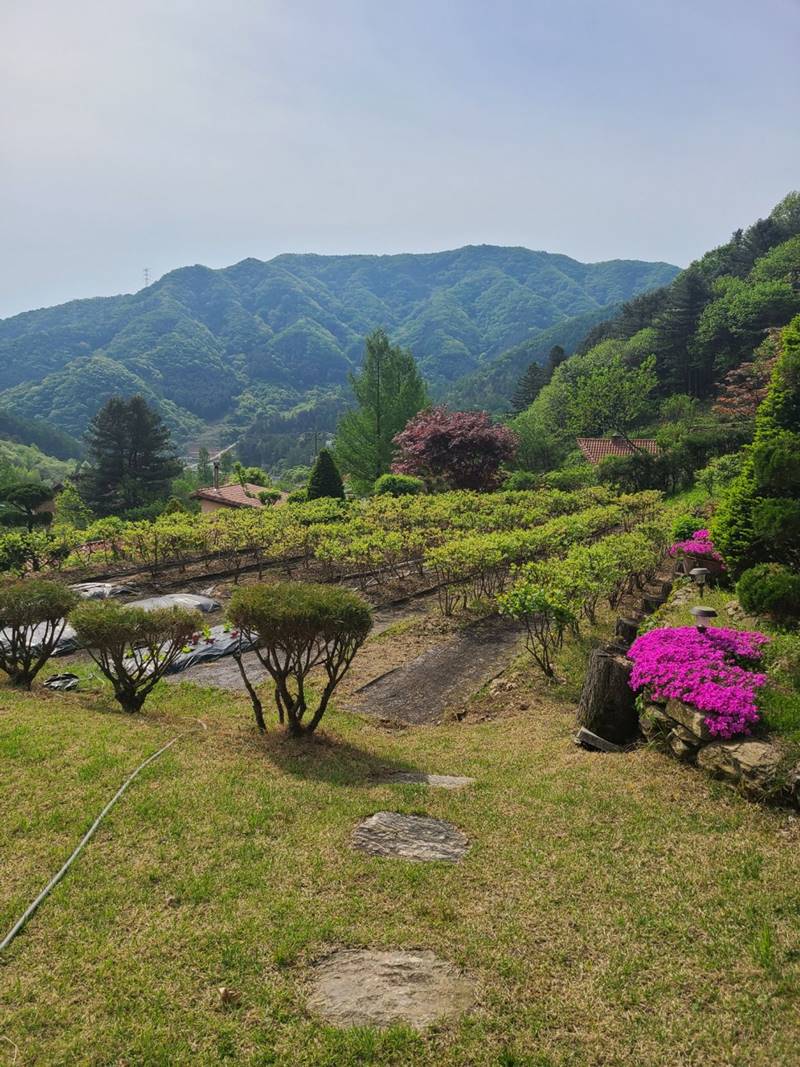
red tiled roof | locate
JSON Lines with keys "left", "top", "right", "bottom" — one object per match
{"left": 576, "top": 437, "right": 662, "bottom": 465}
{"left": 192, "top": 482, "right": 269, "bottom": 508}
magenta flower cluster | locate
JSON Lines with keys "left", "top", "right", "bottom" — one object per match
{"left": 628, "top": 626, "right": 770, "bottom": 738}
{"left": 668, "top": 528, "right": 724, "bottom": 564}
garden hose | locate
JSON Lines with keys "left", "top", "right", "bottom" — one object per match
{"left": 0, "top": 721, "right": 206, "bottom": 955}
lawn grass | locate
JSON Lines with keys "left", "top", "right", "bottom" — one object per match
{"left": 2, "top": 657, "right": 800, "bottom": 1067}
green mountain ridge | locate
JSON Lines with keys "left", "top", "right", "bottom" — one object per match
{"left": 0, "top": 245, "right": 678, "bottom": 457}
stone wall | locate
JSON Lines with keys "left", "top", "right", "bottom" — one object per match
{"left": 640, "top": 696, "right": 799, "bottom": 805}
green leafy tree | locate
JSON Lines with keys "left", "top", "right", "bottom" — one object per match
{"left": 233, "top": 461, "right": 270, "bottom": 487}
{"left": 335, "top": 329, "right": 429, "bottom": 493}
{"left": 567, "top": 353, "right": 658, "bottom": 437}
{"left": 83, "top": 395, "right": 181, "bottom": 515}
{"left": 53, "top": 480, "right": 94, "bottom": 529}
{"left": 714, "top": 314, "right": 800, "bottom": 574}
{"left": 307, "top": 448, "right": 345, "bottom": 500}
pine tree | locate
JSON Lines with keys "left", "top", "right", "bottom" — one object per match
{"left": 512, "top": 346, "right": 567, "bottom": 414}
{"left": 83, "top": 395, "right": 181, "bottom": 515}
{"left": 307, "top": 448, "right": 345, "bottom": 500}
{"left": 335, "top": 329, "right": 429, "bottom": 493}
{"left": 511, "top": 362, "right": 547, "bottom": 413}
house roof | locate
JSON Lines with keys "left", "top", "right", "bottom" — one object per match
{"left": 576, "top": 436, "right": 662, "bottom": 465}
{"left": 191, "top": 482, "right": 269, "bottom": 509}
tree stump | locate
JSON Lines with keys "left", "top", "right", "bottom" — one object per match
{"left": 614, "top": 616, "right": 640, "bottom": 648}
{"left": 576, "top": 644, "right": 638, "bottom": 744}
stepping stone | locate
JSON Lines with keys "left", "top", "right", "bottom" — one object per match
{"left": 384, "top": 772, "right": 475, "bottom": 790}
{"left": 351, "top": 812, "right": 470, "bottom": 862}
{"left": 307, "top": 948, "right": 475, "bottom": 1029}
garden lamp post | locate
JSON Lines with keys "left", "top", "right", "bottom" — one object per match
{"left": 690, "top": 605, "right": 717, "bottom": 634}
{"left": 689, "top": 566, "right": 710, "bottom": 595}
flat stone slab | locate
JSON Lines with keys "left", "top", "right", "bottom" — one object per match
{"left": 307, "top": 948, "right": 476, "bottom": 1029}
{"left": 351, "top": 812, "right": 470, "bottom": 862}
{"left": 383, "top": 772, "right": 475, "bottom": 790}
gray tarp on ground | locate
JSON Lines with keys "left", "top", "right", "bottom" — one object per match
{"left": 162, "top": 626, "right": 259, "bottom": 674}
{"left": 0, "top": 621, "right": 80, "bottom": 656}
{"left": 1, "top": 593, "right": 221, "bottom": 658}
{"left": 127, "top": 593, "right": 221, "bottom": 613}
{"left": 71, "top": 582, "right": 137, "bottom": 599}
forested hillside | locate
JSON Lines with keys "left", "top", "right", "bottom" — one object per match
{"left": 0, "top": 246, "right": 677, "bottom": 449}
{"left": 513, "top": 192, "right": 800, "bottom": 472}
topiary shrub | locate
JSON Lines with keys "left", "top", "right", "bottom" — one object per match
{"left": 70, "top": 602, "right": 201, "bottom": 712}
{"left": 258, "top": 487, "right": 283, "bottom": 506}
{"left": 228, "top": 582, "right": 372, "bottom": 736}
{"left": 372, "top": 473, "right": 425, "bottom": 497}
{"left": 501, "top": 470, "right": 540, "bottom": 491}
{"left": 307, "top": 449, "right": 345, "bottom": 501}
{"left": 286, "top": 488, "right": 308, "bottom": 504}
{"left": 737, "top": 564, "right": 800, "bottom": 625}
{"left": 0, "top": 579, "right": 78, "bottom": 688}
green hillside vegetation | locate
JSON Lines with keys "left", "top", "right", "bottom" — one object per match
{"left": 0, "top": 408, "right": 83, "bottom": 461}
{"left": 514, "top": 193, "right": 800, "bottom": 475}
{"left": 0, "top": 248, "right": 677, "bottom": 459}
{"left": 0, "top": 439, "right": 76, "bottom": 485}
{"left": 445, "top": 303, "right": 622, "bottom": 411}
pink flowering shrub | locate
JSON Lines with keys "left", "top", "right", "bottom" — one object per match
{"left": 628, "top": 626, "right": 770, "bottom": 738}
{"left": 668, "top": 528, "right": 725, "bottom": 564}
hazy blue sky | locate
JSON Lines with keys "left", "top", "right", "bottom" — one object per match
{"left": 1, "top": 0, "right": 798, "bottom": 318}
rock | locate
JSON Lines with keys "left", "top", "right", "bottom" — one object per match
{"left": 697, "top": 739, "right": 784, "bottom": 795}
{"left": 640, "top": 704, "right": 672, "bottom": 742}
{"left": 670, "top": 723, "right": 702, "bottom": 745}
{"left": 307, "top": 949, "right": 476, "bottom": 1030}
{"left": 725, "top": 600, "right": 746, "bottom": 621}
{"left": 668, "top": 733, "right": 697, "bottom": 762}
{"left": 574, "top": 727, "right": 622, "bottom": 753}
{"left": 383, "top": 772, "right": 475, "bottom": 790}
{"left": 351, "top": 812, "right": 470, "bottom": 862}
{"left": 665, "top": 699, "right": 713, "bottom": 741}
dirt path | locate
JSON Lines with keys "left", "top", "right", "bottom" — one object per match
{"left": 346, "top": 616, "right": 524, "bottom": 725}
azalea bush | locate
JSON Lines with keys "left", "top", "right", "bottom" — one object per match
{"left": 628, "top": 626, "right": 770, "bottom": 738}
{"left": 668, "top": 528, "right": 724, "bottom": 564}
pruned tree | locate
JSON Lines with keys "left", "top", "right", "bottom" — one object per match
{"left": 0, "top": 481, "right": 54, "bottom": 531}
{"left": 70, "top": 602, "right": 201, "bottom": 712}
{"left": 228, "top": 582, "right": 372, "bottom": 736}
{"left": 0, "top": 579, "right": 79, "bottom": 688}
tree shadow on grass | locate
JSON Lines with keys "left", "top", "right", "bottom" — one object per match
{"left": 254, "top": 728, "right": 423, "bottom": 788}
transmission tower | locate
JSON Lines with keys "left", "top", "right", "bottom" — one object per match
{"left": 143, "top": 267, "right": 150, "bottom": 287}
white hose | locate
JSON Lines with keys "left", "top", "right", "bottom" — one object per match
{"left": 0, "top": 721, "right": 206, "bottom": 954}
